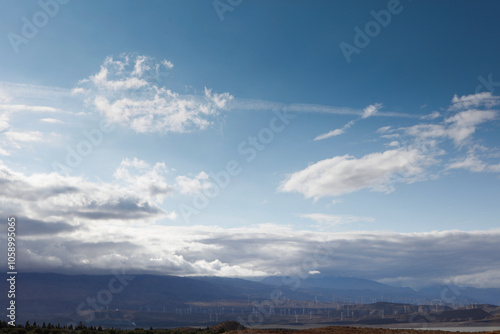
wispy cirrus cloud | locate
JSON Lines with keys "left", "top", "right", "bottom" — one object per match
{"left": 0, "top": 158, "right": 175, "bottom": 223}
{"left": 40, "top": 118, "right": 65, "bottom": 124}
{"left": 0, "top": 129, "right": 59, "bottom": 155}
{"left": 420, "top": 111, "right": 441, "bottom": 120}
{"left": 314, "top": 120, "right": 355, "bottom": 141}
{"left": 0, "top": 104, "right": 61, "bottom": 113}
{"left": 314, "top": 103, "right": 382, "bottom": 141}
{"left": 361, "top": 103, "right": 382, "bottom": 118}
{"left": 446, "top": 145, "right": 500, "bottom": 173}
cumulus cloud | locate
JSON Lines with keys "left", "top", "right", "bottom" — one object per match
{"left": 0, "top": 158, "right": 175, "bottom": 224}
{"left": 279, "top": 148, "right": 428, "bottom": 198}
{"left": 76, "top": 54, "right": 233, "bottom": 133}
{"left": 113, "top": 157, "right": 174, "bottom": 202}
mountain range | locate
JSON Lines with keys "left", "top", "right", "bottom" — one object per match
{"left": 2, "top": 273, "right": 499, "bottom": 328}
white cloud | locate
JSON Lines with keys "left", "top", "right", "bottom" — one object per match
{"left": 113, "top": 157, "right": 173, "bottom": 203}
{"left": 131, "top": 55, "right": 150, "bottom": 77}
{"left": 0, "top": 147, "right": 9, "bottom": 156}
{"left": 446, "top": 152, "right": 500, "bottom": 173}
{"left": 407, "top": 109, "right": 497, "bottom": 146}
{"left": 489, "top": 163, "right": 500, "bottom": 172}
{"left": 314, "top": 128, "right": 345, "bottom": 141}
{"left": 313, "top": 104, "right": 376, "bottom": 141}
{"left": 175, "top": 171, "right": 213, "bottom": 195}
{"left": 450, "top": 92, "right": 500, "bottom": 110}
{"left": 0, "top": 113, "right": 10, "bottom": 131}
{"left": 162, "top": 59, "right": 174, "bottom": 69}
{"left": 453, "top": 269, "right": 500, "bottom": 288}
{"left": 2, "top": 130, "right": 46, "bottom": 151}
{"left": 406, "top": 123, "right": 447, "bottom": 140}
{"left": 446, "top": 155, "right": 486, "bottom": 173}
{"left": 90, "top": 66, "right": 148, "bottom": 91}
{"left": 0, "top": 89, "right": 11, "bottom": 103}
{"left": 71, "top": 87, "right": 87, "bottom": 95}
{"left": 1, "top": 219, "right": 499, "bottom": 287}
{"left": 445, "top": 109, "right": 497, "bottom": 145}
{"left": 387, "top": 141, "right": 400, "bottom": 147}
{"left": 77, "top": 54, "right": 233, "bottom": 133}
{"left": 0, "top": 99, "right": 64, "bottom": 155}
{"left": 377, "top": 126, "right": 392, "bottom": 133}
{"left": 4, "top": 130, "right": 43, "bottom": 142}
{"left": 279, "top": 148, "right": 428, "bottom": 199}
{"left": 0, "top": 104, "right": 60, "bottom": 113}
{"left": 362, "top": 103, "right": 382, "bottom": 118}
{"left": 289, "top": 93, "right": 499, "bottom": 202}
{"left": 301, "top": 213, "right": 374, "bottom": 229}
{"left": 420, "top": 111, "right": 441, "bottom": 120}
{"left": 40, "top": 118, "right": 65, "bottom": 124}
{"left": 0, "top": 159, "right": 174, "bottom": 224}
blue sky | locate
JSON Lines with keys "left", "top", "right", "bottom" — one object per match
{"left": 0, "top": 0, "right": 500, "bottom": 288}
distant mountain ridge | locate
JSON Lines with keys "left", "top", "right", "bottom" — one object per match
{"left": 260, "top": 275, "right": 409, "bottom": 291}
{"left": 1, "top": 272, "right": 499, "bottom": 327}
